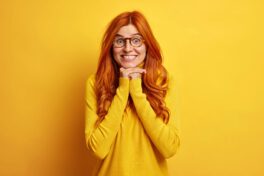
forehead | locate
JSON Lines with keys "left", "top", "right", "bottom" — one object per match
{"left": 116, "top": 24, "right": 140, "bottom": 37}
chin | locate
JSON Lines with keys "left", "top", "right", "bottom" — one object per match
{"left": 122, "top": 65, "right": 135, "bottom": 68}
{"left": 120, "top": 63, "right": 139, "bottom": 68}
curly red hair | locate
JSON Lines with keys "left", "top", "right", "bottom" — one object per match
{"left": 95, "top": 11, "right": 170, "bottom": 125}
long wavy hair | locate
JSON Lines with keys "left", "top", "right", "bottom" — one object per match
{"left": 94, "top": 11, "right": 170, "bottom": 125}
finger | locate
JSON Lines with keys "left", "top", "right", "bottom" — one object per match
{"left": 127, "top": 68, "right": 146, "bottom": 74}
{"left": 120, "top": 67, "right": 125, "bottom": 72}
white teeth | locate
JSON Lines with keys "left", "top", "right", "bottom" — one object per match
{"left": 122, "top": 55, "right": 136, "bottom": 60}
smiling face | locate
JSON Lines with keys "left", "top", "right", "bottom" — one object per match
{"left": 112, "top": 24, "right": 147, "bottom": 68}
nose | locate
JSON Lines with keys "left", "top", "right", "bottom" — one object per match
{"left": 123, "top": 39, "right": 133, "bottom": 52}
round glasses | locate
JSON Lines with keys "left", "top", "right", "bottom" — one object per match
{"left": 113, "top": 36, "right": 144, "bottom": 48}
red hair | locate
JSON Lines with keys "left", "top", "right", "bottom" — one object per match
{"left": 95, "top": 11, "right": 169, "bottom": 125}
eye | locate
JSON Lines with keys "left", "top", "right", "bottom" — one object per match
{"left": 115, "top": 38, "right": 125, "bottom": 45}
{"left": 131, "top": 37, "right": 141, "bottom": 45}
{"left": 132, "top": 38, "right": 141, "bottom": 44}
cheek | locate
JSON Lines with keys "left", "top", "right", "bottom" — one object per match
{"left": 113, "top": 48, "right": 119, "bottom": 56}
{"left": 138, "top": 47, "right": 147, "bottom": 58}
{"left": 113, "top": 48, "right": 122, "bottom": 60}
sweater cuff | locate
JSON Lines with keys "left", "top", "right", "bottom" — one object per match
{"left": 129, "top": 78, "right": 142, "bottom": 94}
{"left": 119, "top": 77, "right": 129, "bottom": 90}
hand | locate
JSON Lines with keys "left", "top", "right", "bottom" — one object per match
{"left": 120, "top": 67, "right": 146, "bottom": 79}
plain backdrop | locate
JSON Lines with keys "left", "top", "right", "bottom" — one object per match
{"left": 0, "top": 0, "right": 263, "bottom": 175}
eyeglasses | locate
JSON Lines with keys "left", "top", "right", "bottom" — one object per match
{"left": 113, "top": 36, "right": 145, "bottom": 48}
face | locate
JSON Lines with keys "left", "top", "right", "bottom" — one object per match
{"left": 112, "top": 24, "right": 147, "bottom": 68}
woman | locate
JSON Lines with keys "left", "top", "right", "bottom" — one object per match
{"left": 85, "top": 11, "right": 180, "bottom": 176}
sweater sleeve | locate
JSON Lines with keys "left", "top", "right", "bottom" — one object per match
{"left": 85, "top": 75, "right": 129, "bottom": 159}
{"left": 129, "top": 76, "right": 180, "bottom": 159}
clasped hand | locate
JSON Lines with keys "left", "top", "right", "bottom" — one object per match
{"left": 120, "top": 67, "right": 146, "bottom": 79}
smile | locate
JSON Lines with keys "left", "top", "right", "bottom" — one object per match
{"left": 121, "top": 55, "right": 137, "bottom": 61}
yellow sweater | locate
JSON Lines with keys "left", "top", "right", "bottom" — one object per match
{"left": 85, "top": 74, "right": 180, "bottom": 176}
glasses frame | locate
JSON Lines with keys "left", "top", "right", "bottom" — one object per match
{"left": 112, "top": 36, "right": 145, "bottom": 48}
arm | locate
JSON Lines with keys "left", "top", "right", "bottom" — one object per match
{"left": 85, "top": 75, "right": 129, "bottom": 159}
{"left": 129, "top": 76, "right": 180, "bottom": 158}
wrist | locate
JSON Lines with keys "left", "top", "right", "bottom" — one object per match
{"left": 129, "top": 72, "right": 142, "bottom": 79}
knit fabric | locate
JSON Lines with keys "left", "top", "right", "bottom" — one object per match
{"left": 85, "top": 74, "right": 180, "bottom": 176}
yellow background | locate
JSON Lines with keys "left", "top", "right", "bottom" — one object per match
{"left": 0, "top": 0, "right": 263, "bottom": 175}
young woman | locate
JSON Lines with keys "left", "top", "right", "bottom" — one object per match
{"left": 85, "top": 11, "right": 180, "bottom": 176}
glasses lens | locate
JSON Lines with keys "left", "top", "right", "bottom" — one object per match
{"left": 114, "top": 38, "right": 125, "bottom": 47}
{"left": 131, "top": 37, "right": 142, "bottom": 47}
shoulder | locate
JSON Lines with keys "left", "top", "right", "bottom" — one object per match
{"left": 166, "top": 72, "right": 177, "bottom": 92}
{"left": 156, "top": 70, "right": 176, "bottom": 92}
{"left": 85, "top": 73, "right": 96, "bottom": 89}
{"left": 167, "top": 72, "right": 175, "bottom": 84}
{"left": 85, "top": 74, "right": 97, "bottom": 101}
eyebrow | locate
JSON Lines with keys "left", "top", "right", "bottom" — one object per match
{"left": 115, "top": 33, "right": 142, "bottom": 37}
